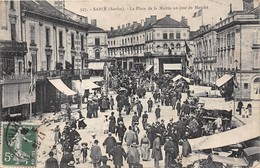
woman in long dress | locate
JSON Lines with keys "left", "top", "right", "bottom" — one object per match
{"left": 77, "top": 111, "right": 87, "bottom": 129}
{"left": 140, "top": 134, "right": 150, "bottom": 161}
{"left": 53, "top": 125, "right": 61, "bottom": 144}
{"left": 109, "top": 112, "right": 116, "bottom": 133}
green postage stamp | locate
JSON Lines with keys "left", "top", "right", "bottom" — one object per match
{"left": 2, "top": 122, "right": 38, "bottom": 167}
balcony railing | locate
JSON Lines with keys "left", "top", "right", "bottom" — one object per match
{"left": 36, "top": 69, "right": 89, "bottom": 79}
{"left": 0, "top": 41, "right": 27, "bottom": 53}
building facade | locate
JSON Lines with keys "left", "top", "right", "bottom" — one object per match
{"left": 21, "top": 0, "right": 89, "bottom": 113}
{"left": 108, "top": 15, "right": 192, "bottom": 75}
{"left": 192, "top": 0, "right": 260, "bottom": 100}
{"left": 0, "top": 0, "right": 33, "bottom": 118}
{"left": 192, "top": 25, "right": 218, "bottom": 85}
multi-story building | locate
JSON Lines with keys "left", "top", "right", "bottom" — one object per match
{"left": 21, "top": 0, "right": 89, "bottom": 113}
{"left": 0, "top": 0, "right": 31, "bottom": 118}
{"left": 192, "top": 24, "right": 218, "bottom": 85}
{"left": 215, "top": 0, "right": 260, "bottom": 100}
{"left": 62, "top": 8, "right": 109, "bottom": 76}
{"left": 192, "top": 0, "right": 260, "bottom": 100}
{"left": 108, "top": 15, "right": 192, "bottom": 74}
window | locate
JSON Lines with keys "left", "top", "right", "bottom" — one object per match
{"left": 176, "top": 32, "right": 181, "bottom": 39}
{"left": 163, "top": 43, "right": 168, "bottom": 49}
{"left": 254, "top": 52, "right": 260, "bottom": 69}
{"left": 95, "top": 49, "right": 100, "bottom": 59}
{"left": 244, "top": 83, "right": 249, "bottom": 89}
{"left": 95, "top": 38, "right": 100, "bottom": 45}
{"left": 163, "top": 33, "right": 168, "bottom": 40}
{"left": 59, "top": 31, "right": 63, "bottom": 48}
{"left": 10, "top": 0, "right": 14, "bottom": 10}
{"left": 169, "top": 33, "right": 174, "bottom": 39}
{"left": 30, "top": 25, "right": 35, "bottom": 45}
{"left": 11, "top": 24, "right": 16, "bottom": 41}
{"left": 71, "top": 33, "right": 75, "bottom": 49}
{"left": 176, "top": 43, "right": 181, "bottom": 51}
{"left": 46, "top": 28, "right": 50, "bottom": 46}
{"left": 81, "top": 35, "right": 84, "bottom": 50}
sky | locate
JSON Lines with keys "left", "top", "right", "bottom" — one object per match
{"left": 52, "top": 0, "right": 258, "bottom": 31}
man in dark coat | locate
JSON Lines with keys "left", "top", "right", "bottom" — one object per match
{"left": 45, "top": 151, "right": 59, "bottom": 168}
{"left": 131, "top": 112, "right": 139, "bottom": 127}
{"left": 87, "top": 101, "right": 94, "bottom": 118}
{"left": 115, "top": 121, "right": 126, "bottom": 143}
{"left": 69, "top": 127, "right": 81, "bottom": 152}
{"left": 155, "top": 105, "right": 161, "bottom": 121}
{"left": 147, "top": 98, "right": 153, "bottom": 113}
{"left": 151, "top": 133, "right": 163, "bottom": 168}
{"left": 109, "top": 112, "right": 116, "bottom": 133}
{"left": 164, "top": 137, "right": 176, "bottom": 168}
{"left": 136, "top": 101, "right": 143, "bottom": 118}
{"left": 117, "top": 99, "right": 123, "bottom": 114}
{"left": 110, "top": 142, "right": 127, "bottom": 168}
{"left": 237, "top": 100, "right": 243, "bottom": 115}
{"left": 60, "top": 151, "right": 74, "bottom": 168}
{"left": 103, "top": 132, "right": 117, "bottom": 160}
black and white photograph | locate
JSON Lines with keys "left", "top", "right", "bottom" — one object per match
{"left": 0, "top": 0, "right": 259, "bottom": 167}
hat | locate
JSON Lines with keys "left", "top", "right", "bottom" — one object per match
{"left": 91, "top": 133, "right": 96, "bottom": 137}
{"left": 108, "top": 132, "right": 112, "bottom": 136}
{"left": 156, "top": 133, "right": 161, "bottom": 137}
{"left": 116, "top": 141, "right": 122, "bottom": 145}
{"left": 131, "top": 142, "right": 138, "bottom": 147}
{"left": 119, "top": 121, "right": 124, "bottom": 125}
{"left": 170, "top": 118, "right": 173, "bottom": 121}
{"left": 68, "top": 161, "right": 75, "bottom": 166}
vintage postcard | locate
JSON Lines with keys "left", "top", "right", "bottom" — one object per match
{"left": 0, "top": 0, "right": 259, "bottom": 168}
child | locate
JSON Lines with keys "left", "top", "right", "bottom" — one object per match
{"left": 74, "top": 142, "right": 81, "bottom": 164}
{"left": 81, "top": 143, "right": 89, "bottom": 163}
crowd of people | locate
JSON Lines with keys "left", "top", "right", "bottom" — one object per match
{"left": 44, "top": 70, "right": 252, "bottom": 168}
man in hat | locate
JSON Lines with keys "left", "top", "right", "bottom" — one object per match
{"left": 90, "top": 133, "right": 97, "bottom": 147}
{"left": 142, "top": 111, "right": 148, "bottom": 130}
{"left": 109, "top": 95, "right": 114, "bottom": 110}
{"left": 164, "top": 136, "right": 176, "bottom": 168}
{"left": 110, "top": 142, "right": 127, "bottom": 168}
{"left": 155, "top": 105, "right": 161, "bottom": 122}
{"left": 147, "top": 98, "right": 153, "bottom": 113}
{"left": 116, "top": 121, "right": 126, "bottom": 143}
{"left": 167, "top": 118, "right": 174, "bottom": 131}
{"left": 151, "top": 133, "right": 163, "bottom": 168}
{"left": 68, "top": 127, "right": 81, "bottom": 152}
{"left": 137, "top": 101, "right": 143, "bottom": 117}
{"left": 68, "top": 161, "right": 75, "bottom": 168}
{"left": 131, "top": 112, "right": 139, "bottom": 127}
{"left": 182, "top": 137, "right": 192, "bottom": 157}
{"left": 103, "top": 132, "right": 117, "bottom": 160}
{"left": 90, "top": 140, "right": 102, "bottom": 168}
{"left": 44, "top": 151, "right": 59, "bottom": 168}
{"left": 124, "top": 126, "right": 136, "bottom": 147}
{"left": 127, "top": 142, "right": 141, "bottom": 168}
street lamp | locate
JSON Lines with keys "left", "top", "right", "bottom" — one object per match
{"left": 233, "top": 59, "right": 238, "bottom": 115}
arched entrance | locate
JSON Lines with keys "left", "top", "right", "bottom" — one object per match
{"left": 251, "top": 77, "right": 260, "bottom": 100}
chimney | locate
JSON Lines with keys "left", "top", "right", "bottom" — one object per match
{"left": 91, "top": 19, "right": 97, "bottom": 26}
{"left": 166, "top": 15, "right": 171, "bottom": 18}
{"left": 150, "top": 15, "right": 157, "bottom": 24}
{"left": 145, "top": 18, "right": 151, "bottom": 26}
{"left": 243, "top": 0, "right": 254, "bottom": 12}
{"left": 230, "top": 3, "right": 232, "bottom": 13}
{"left": 122, "top": 24, "right": 125, "bottom": 29}
{"left": 117, "top": 25, "right": 121, "bottom": 30}
{"left": 140, "top": 19, "right": 145, "bottom": 26}
{"left": 127, "top": 23, "right": 131, "bottom": 27}
{"left": 110, "top": 27, "right": 114, "bottom": 31}
{"left": 181, "top": 16, "right": 188, "bottom": 25}
{"left": 133, "top": 21, "right": 138, "bottom": 29}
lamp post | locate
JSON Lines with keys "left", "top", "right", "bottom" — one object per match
{"left": 233, "top": 59, "right": 238, "bottom": 115}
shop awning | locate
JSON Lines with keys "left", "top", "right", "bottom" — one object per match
{"left": 189, "top": 121, "right": 260, "bottom": 151}
{"left": 172, "top": 75, "right": 183, "bottom": 82}
{"left": 89, "top": 76, "right": 104, "bottom": 82}
{"left": 88, "top": 62, "right": 105, "bottom": 70}
{"left": 145, "top": 65, "right": 153, "bottom": 71}
{"left": 72, "top": 80, "right": 100, "bottom": 94}
{"left": 215, "top": 74, "right": 233, "bottom": 87}
{"left": 163, "top": 64, "right": 182, "bottom": 70}
{"left": 48, "top": 79, "right": 77, "bottom": 96}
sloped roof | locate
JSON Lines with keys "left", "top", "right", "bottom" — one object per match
{"left": 21, "top": 0, "right": 87, "bottom": 29}
{"left": 21, "top": 0, "right": 69, "bottom": 21}
{"left": 108, "top": 15, "right": 189, "bottom": 38}
{"left": 247, "top": 5, "right": 260, "bottom": 17}
{"left": 153, "top": 16, "right": 189, "bottom": 28}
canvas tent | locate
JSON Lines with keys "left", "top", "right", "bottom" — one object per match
{"left": 189, "top": 122, "right": 260, "bottom": 151}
